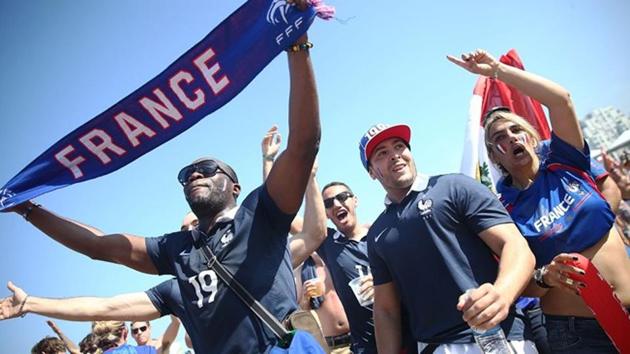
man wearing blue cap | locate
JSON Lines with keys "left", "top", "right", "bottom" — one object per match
{"left": 359, "top": 123, "right": 537, "bottom": 353}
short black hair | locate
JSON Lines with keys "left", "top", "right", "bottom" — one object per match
{"left": 322, "top": 181, "right": 353, "bottom": 195}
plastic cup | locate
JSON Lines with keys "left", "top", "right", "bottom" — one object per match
{"left": 304, "top": 278, "right": 324, "bottom": 298}
{"left": 348, "top": 276, "right": 373, "bottom": 307}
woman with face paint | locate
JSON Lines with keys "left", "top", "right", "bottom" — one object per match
{"left": 449, "top": 49, "right": 630, "bottom": 353}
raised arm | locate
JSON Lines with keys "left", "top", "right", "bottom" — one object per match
{"left": 289, "top": 163, "right": 327, "bottom": 268}
{"left": 448, "top": 49, "right": 584, "bottom": 150}
{"left": 157, "top": 315, "right": 181, "bottom": 354}
{"left": 265, "top": 32, "right": 320, "bottom": 214}
{"left": 0, "top": 281, "right": 161, "bottom": 322}
{"left": 260, "top": 125, "right": 303, "bottom": 235}
{"left": 7, "top": 201, "right": 157, "bottom": 274}
{"left": 47, "top": 320, "right": 81, "bottom": 354}
{"left": 261, "top": 125, "right": 282, "bottom": 181}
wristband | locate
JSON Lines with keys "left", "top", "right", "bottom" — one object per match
{"left": 286, "top": 42, "right": 313, "bottom": 53}
{"left": 19, "top": 295, "right": 29, "bottom": 318}
{"left": 22, "top": 203, "right": 41, "bottom": 221}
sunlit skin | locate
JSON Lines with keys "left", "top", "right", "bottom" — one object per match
{"left": 487, "top": 120, "right": 630, "bottom": 316}
{"left": 321, "top": 185, "right": 364, "bottom": 240}
{"left": 446, "top": 49, "right": 630, "bottom": 329}
{"left": 130, "top": 321, "right": 151, "bottom": 346}
{"left": 180, "top": 212, "right": 199, "bottom": 231}
{"left": 183, "top": 169, "right": 240, "bottom": 231}
{"left": 368, "top": 138, "right": 417, "bottom": 204}
{"left": 486, "top": 120, "right": 540, "bottom": 189}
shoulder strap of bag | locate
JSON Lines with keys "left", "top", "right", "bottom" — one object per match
{"left": 191, "top": 228, "right": 290, "bottom": 340}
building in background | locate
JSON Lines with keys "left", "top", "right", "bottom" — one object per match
{"left": 580, "top": 106, "right": 630, "bottom": 158}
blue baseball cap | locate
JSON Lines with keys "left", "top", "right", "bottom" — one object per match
{"left": 359, "top": 123, "right": 411, "bottom": 171}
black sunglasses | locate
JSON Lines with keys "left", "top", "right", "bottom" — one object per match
{"left": 178, "top": 160, "right": 229, "bottom": 186}
{"left": 323, "top": 191, "right": 354, "bottom": 209}
{"left": 131, "top": 325, "right": 148, "bottom": 335}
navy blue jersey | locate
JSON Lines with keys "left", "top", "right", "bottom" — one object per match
{"left": 317, "top": 228, "right": 376, "bottom": 353}
{"left": 368, "top": 174, "right": 525, "bottom": 344}
{"left": 537, "top": 139, "right": 608, "bottom": 181}
{"left": 146, "top": 279, "right": 202, "bottom": 352}
{"left": 497, "top": 134, "right": 615, "bottom": 267}
{"left": 145, "top": 186, "right": 297, "bottom": 354}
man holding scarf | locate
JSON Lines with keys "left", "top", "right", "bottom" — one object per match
{"left": 6, "top": 17, "right": 321, "bottom": 353}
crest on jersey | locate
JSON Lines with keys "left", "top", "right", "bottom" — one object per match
{"left": 567, "top": 182, "right": 584, "bottom": 195}
{"left": 220, "top": 229, "right": 234, "bottom": 247}
{"left": 418, "top": 198, "right": 433, "bottom": 216}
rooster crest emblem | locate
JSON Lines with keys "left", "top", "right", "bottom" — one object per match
{"left": 417, "top": 199, "right": 433, "bottom": 216}
{"left": 266, "top": 0, "right": 293, "bottom": 25}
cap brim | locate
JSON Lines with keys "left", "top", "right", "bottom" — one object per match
{"left": 365, "top": 124, "right": 411, "bottom": 163}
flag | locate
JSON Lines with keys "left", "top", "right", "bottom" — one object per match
{"left": 460, "top": 49, "right": 551, "bottom": 192}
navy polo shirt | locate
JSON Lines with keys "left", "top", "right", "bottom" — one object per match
{"left": 317, "top": 228, "right": 376, "bottom": 353}
{"left": 145, "top": 186, "right": 297, "bottom": 354}
{"left": 146, "top": 279, "right": 203, "bottom": 352}
{"left": 368, "top": 174, "right": 525, "bottom": 344}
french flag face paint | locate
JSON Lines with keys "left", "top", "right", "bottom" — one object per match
{"left": 494, "top": 132, "right": 530, "bottom": 155}
{"left": 495, "top": 142, "right": 508, "bottom": 155}
{"left": 516, "top": 132, "right": 530, "bottom": 146}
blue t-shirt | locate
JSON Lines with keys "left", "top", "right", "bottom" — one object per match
{"left": 368, "top": 174, "right": 525, "bottom": 344}
{"left": 497, "top": 134, "right": 615, "bottom": 267}
{"left": 105, "top": 344, "right": 155, "bottom": 354}
{"left": 145, "top": 186, "right": 297, "bottom": 354}
{"left": 317, "top": 228, "right": 376, "bottom": 353}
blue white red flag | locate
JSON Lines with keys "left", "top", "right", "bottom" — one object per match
{"left": 460, "top": 49, "right": 551, "bottom": 192}
{"left": 0, "top": 0, "right": 332, "bottom": 210}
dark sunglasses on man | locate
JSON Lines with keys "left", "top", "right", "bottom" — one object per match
{"left": 131, "top": 325, "right": 148, "bottom": 335}
{"left": 177, "top": 160, "right": 236, "bottom": 186}
{"left": 323, "top": 191, "right": 354, "bottom": 209}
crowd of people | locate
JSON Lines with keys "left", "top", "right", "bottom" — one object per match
{"left": 25, "top": 318, "right": 185, "bottom": 354}
{"left": 1, "top": 7, "right": 630, "bottom": 353}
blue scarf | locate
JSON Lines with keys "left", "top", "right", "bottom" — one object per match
{"left": 0, "top": 0, "right": 331, "bottom": 210}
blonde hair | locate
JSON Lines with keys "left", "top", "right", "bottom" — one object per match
{"left": 483, "top": 111, "right": 541, "bottom": 174}
{"left": 92, "top": 321, "right": 126, "bottom": 351}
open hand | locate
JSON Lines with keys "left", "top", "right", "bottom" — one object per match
{"left": 261, "top": 125, "right": 282, "bottom": 160}
{"left": 0, "top": 281, "right": 28, "bottom": 320}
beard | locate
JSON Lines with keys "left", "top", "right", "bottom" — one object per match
{"left": 185, "top": 183, "right": 230, "bottom": 219}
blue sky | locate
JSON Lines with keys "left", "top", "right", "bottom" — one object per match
{"left": 1, "top": 0, "right": 629, "bottom": 351}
